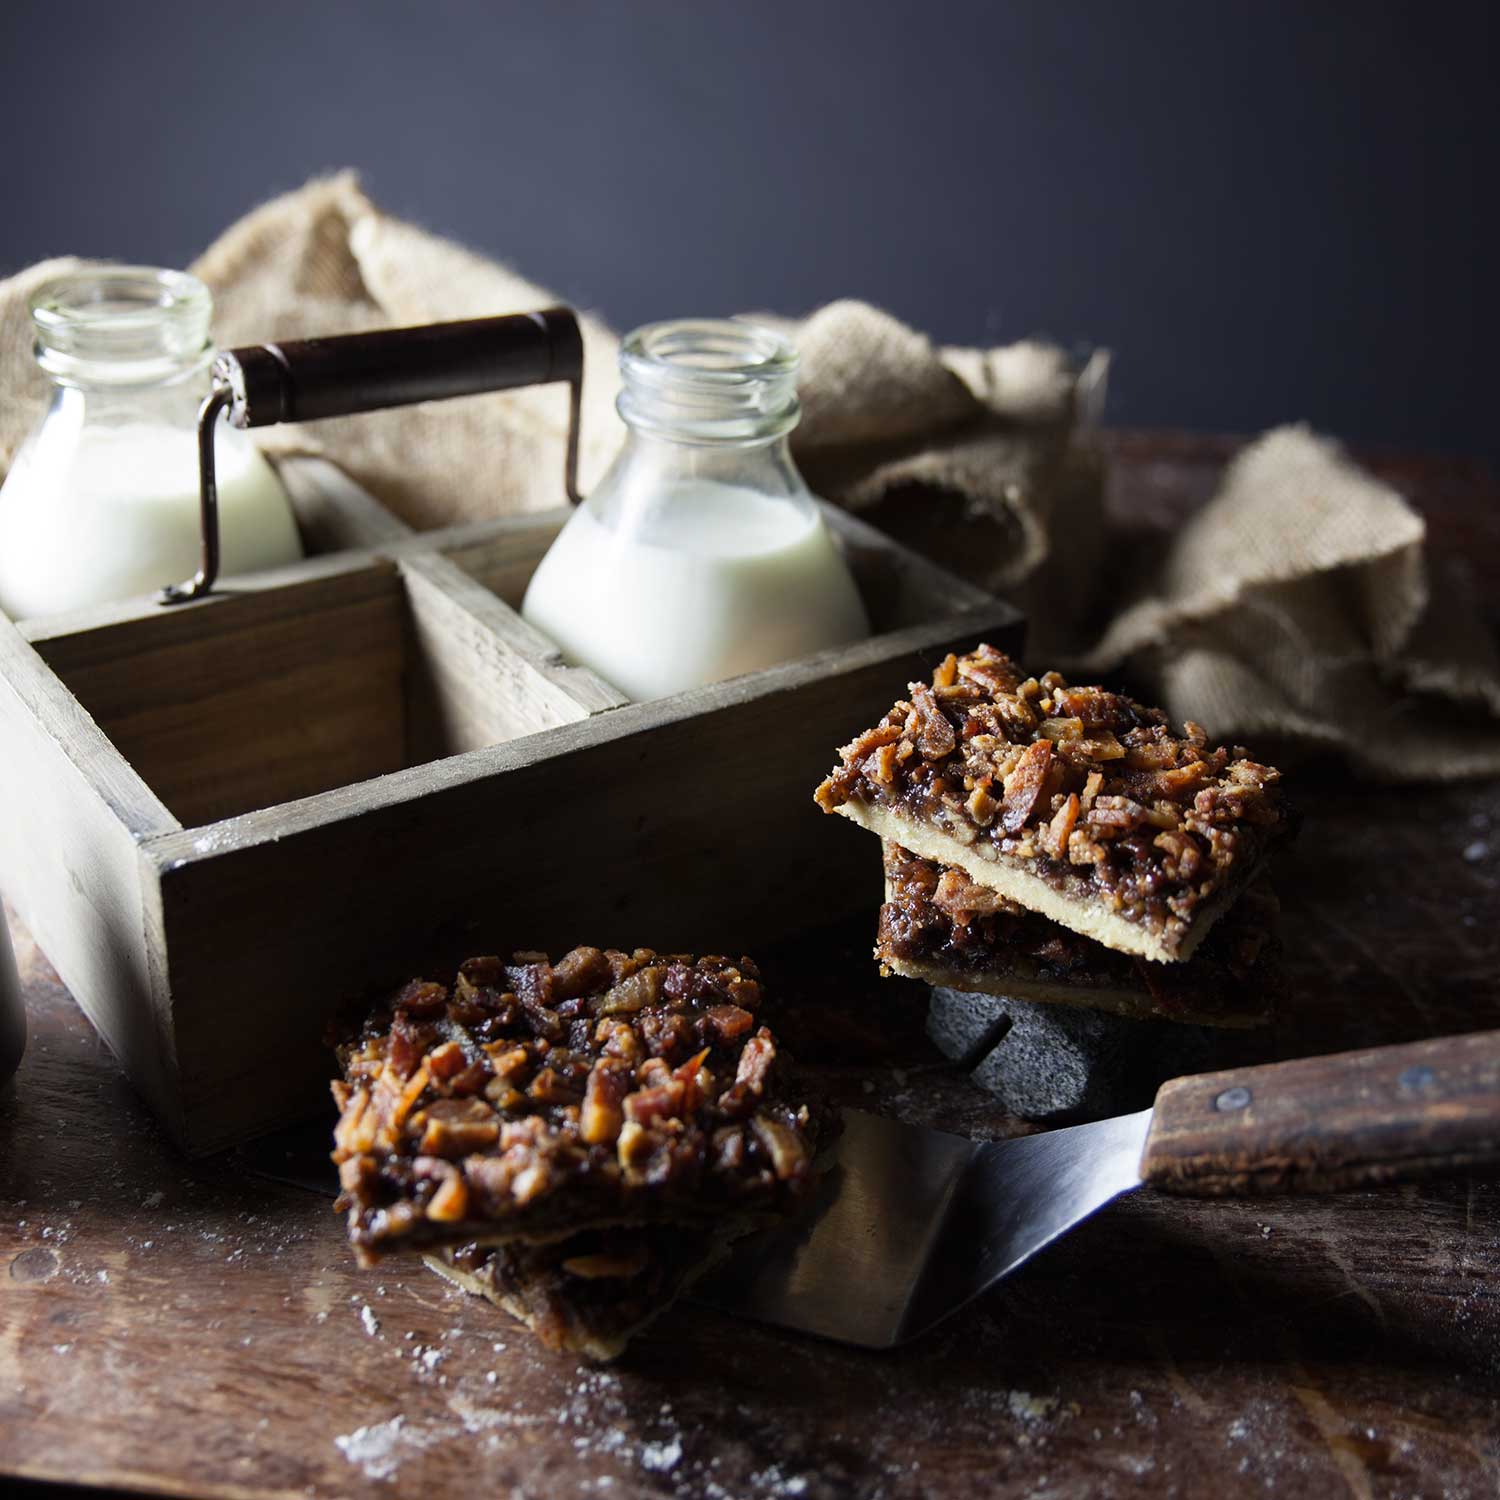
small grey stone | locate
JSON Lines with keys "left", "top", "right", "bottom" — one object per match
{"left": 925, "top": 987, "right": 1011, "bottom": 1064}
{"left": 927, "top": 987, "right": 1240, "bottom": 1121}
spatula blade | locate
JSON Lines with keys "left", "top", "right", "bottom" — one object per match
{"left": 695, "top": 1107, "right": 1151, "bottom": 1349}
{"left": 898, "top": 1107, "right": 1151, "bottom": 1343}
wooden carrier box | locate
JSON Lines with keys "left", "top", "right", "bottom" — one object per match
{"left": 0, "top": 458, "right": 1021, "bottom": 1156}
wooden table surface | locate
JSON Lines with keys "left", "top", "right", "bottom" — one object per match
{"left": 3, "top": 433, "right": 1499, "bottom": 1500}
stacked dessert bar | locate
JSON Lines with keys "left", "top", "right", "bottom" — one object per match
{"left": 331, "top": 948, "right": 828, "bottom": 1359}
{"left": 815, "top": 644, "right": 1287, "bottom": 1046}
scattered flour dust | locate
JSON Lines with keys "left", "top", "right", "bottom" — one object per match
{"left": 334, "top": 1395, "right": 554, "bottom": 1482}
{"left": 360, "top": 1304, "right": 381, "bottom": 1337}
{"left": 639, "top": 1435, "right": 683, "bottom": 1472}
{"left": 331, "top": 1353, "right": 825, "bottom": 1493}
{"left": 334, "top": 1416, "right": 447, "bottom": 1482}
{"left": 1007, "top": 1390, "right": 1060, "bottom": 1423}
{"left": 447, "top": 1392, "right": 547, "bottom": 1434}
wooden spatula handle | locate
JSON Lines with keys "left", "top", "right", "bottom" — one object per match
{"left": 1141, "top": 1029, "right": 1500, "bottom": 1195}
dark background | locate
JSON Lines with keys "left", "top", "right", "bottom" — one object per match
{"left": 2, "top": 1, "right": 1494, "bottom": 459}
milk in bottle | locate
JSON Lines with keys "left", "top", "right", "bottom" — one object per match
{"left": 522, "top": 320, "right": 868, "bottom": 701}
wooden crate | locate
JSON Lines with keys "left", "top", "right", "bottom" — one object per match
{"left": 0, "top": 458, "right": 1021, "bottom": 1153}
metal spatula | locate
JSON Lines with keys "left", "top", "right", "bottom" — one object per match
{"left": 693, "top": 1028, "right": 1500, "bottom": 1348}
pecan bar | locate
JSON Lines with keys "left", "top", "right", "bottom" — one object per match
{"left": 332, "top": 949, "right": 826, "bottom": 1269}
{"left": 425, "top": 1223, "right": 741, "bottom": 1362}
{"left": 878, "top": 842, "right": 1280, "bottom": 1027}
{"left": 815, "top": 645, "right": 1285, "bottom": 963}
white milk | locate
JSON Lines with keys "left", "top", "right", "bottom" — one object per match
{"left": 0, "top": 421, "right": 303, "bottom": 620}
{"left": 521, "top": 480, "right": 871, "bottom": 701}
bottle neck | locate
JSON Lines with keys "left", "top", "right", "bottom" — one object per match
{"left": 611, "top": 425, "right": 808, "bottom": 495}
{"left": 31, "top": 266, "right": 215, "bottom": 392}
{"left": 616, "top": 319, "right": 801, "bottom": 448}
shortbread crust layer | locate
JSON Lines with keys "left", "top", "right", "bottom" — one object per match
{"left": 816, "top": 645, "right": 1285, "bottom": 962}
{"left": 878, "top": 842, "right": 1279, "bottom": 1027}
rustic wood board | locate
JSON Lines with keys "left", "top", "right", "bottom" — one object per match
{"left": 3, "top": 770, "right": 1500, "bottom": 1500}
{"left": 139, "top": 607, "right": 1016, "bottom": 1155}
{"left": 0, "top": 456, "right": 1018, "bottom": 1156}
{"left": 2, "top": 433, "right": 1498, "bottom": 1499}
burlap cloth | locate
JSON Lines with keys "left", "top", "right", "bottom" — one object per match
{"left": 3, "top": 172, "right": 1496, "bottom": 780}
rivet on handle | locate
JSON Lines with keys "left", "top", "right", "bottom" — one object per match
{"left": 1214, "top": 1086, "right": 1252, "bottom": 1112}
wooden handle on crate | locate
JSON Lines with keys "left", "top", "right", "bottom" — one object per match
{"left": 213, "top": 308, "right": 583, "bottom": 430}
{"left": 1140, "top": 1029, "right": 1500, "bottom": 1195}
{"left": 161, "top": 308, "right": 586, "bottom": 604}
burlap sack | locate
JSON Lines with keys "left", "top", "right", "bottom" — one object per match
{"left": 2, "top": 172, "right": 1495, "bottom": 780}
{"left": 1079, "top": 427, "right": 1500, "bottom": 780}
{"left": 0, "top": 175, "right": 1084, "bottom": 573}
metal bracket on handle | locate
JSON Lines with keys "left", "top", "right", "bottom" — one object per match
{"left": 159, "top": 387, "right": 234, "bottom": 605}
{"left": 160, "top": 306, "right": 586, "bottom": 605}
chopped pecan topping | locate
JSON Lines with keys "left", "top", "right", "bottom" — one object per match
{"left": 579, "top": 1058, "right": 631, "bottom": 1146}
{"left": 559, "top": 1245, "right": 652, "bottom": 1281}
{"left": 1001, "top": 739, "right": 1054, "bottom": 834}
{"left": 931, "top": 867, "right": 1016, "bottom": 919}
{"left": 332, "top": 949, "right": 828, "bottom": 1263}
{"left": 911, "top": 682, "right": 958, "bottom": 760}
{"left": 817, "top": 645, "right": 1288, "bottom": 951}
{"left": 1041, "top": 792, "right": 1080, "bottom": 861}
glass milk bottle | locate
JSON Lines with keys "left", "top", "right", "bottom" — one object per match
{"left": 0, "top": 266, "right": 303, "bottom": 621}
{"left": 521, "top": 319, "right": 870, "bottom": 700}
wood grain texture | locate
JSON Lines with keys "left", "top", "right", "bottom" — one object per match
{"left": 0, "top": 442, "right": 1021, "bottom": 1154}
{"left": 0, "top": 616, "right": 182, "bottom": 1136}
{"left": 1, "top": 432, "right": 1498, "bottom": 1499}
{"left": 276, "top": 454, "right": 416, "bottom": 554}
{"left": 440, "top": 507, "right": 574, "bottom": 608}
{"left": 28, "top": 561, "right": 411, "bottom": 827}
{"left": 1143, "top": 1030, "right": 1500, "bottom": 1195}
{"left": 397, "top": 550, "right": 627, "bottom": 750}
{"left": 4, "top": 813, "right": 1500, "bottom": 1500}
{"left": 819, "top": 501, "right": 995, "bottom": 630}
{"left": 141, "top": 605, "right": 1020, "bottom": 1153}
